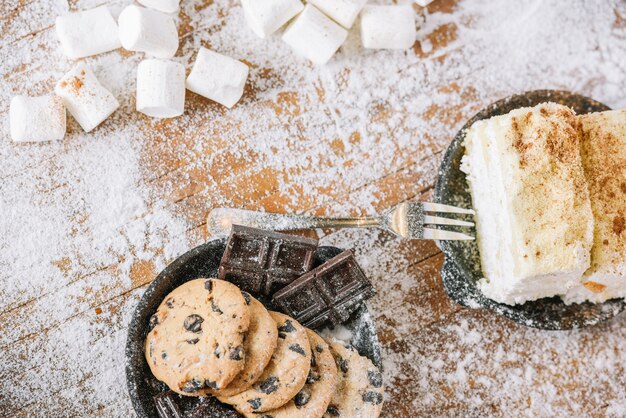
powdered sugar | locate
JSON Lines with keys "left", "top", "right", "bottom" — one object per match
{"left": 1, "top": 0, "right": 625, "bottom": 416}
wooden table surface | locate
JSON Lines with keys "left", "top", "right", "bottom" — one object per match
{"left": 1, "top": 0, "right": 625, "bottom": 417}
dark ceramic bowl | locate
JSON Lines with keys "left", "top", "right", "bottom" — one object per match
{"left": 434, "top": 90, "right": 626, "bottom": 330}
{"left": 125, "top": 239, "right": 381, "bottom": 418}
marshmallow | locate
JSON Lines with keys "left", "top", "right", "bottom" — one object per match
{"left": 137, "top": 0, "right": 180, "bottom": 14}
{"left": 360, "top": 5, "right": 416, "bottom": 50}
{"left": 240, "top": 0, "right": 304, "bottom": 38}
{"left": 414, "top": 0, "right": 435, "bottom": 7}
{"left": 118, "top": 5, "right": 179, "bottom": 58}
{"left": 307, "top": 0, "right": 366, "bottom": 29}
{"left": 10, "top": 95, "right": 66, "bottom": 142}
{"left": 282, "top": 5, "right": 348, "bottom": 65}
{"left": 186, "top": 47, "right": 249, "bottom": 108}
{"left": 54, "top": 63, "right": 119, "bottom": 132}
{"left": 55, "top": 6, "right": 121, "bottom": 59}
{"left": 136, "top": 59, "right": 185, "bottom": 118}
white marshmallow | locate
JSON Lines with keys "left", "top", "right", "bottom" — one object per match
{"left": 54, "top": 63, "right": 120, "bottom": 132}
{"left": 307, "top": 0, "right": 366, "bottom": 29}
{"left": 360, "top": 5, "right": 416, "bottom": 50}
{"left": 10, "top": 95, "right": 66, "bottom": 142}
{"left": 282, "top": 5, "right": 348, "bottom": 65}
{"left": 137, "top": 0, "right": 180, "bottom": 14}
{"left": 55, "top": 6, "right": 121, "bottom": 59}
{"left": 414, "top": 0, "right": 434, "bottom": 7}
{"left": 240, "top": 0, "right": 304, "bottom": 38}
{"left": 137, "top": 59, "right": 185, "bottom": 118}
{"left": 186, "top": 48, "right": 249, "bottom": 108}
{"left": 118, "top": 5, "right": 178, "bottom": 58}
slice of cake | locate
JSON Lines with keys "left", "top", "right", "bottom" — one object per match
{"left": 564, "top": 110, "right": 626, "bottom": 304}
{"left": 461, "top": 102, "right": 594, "bottom": 305}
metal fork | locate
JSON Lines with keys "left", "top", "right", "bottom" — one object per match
{"left": 207, "top": 202, "right": 475, "bottom": 241}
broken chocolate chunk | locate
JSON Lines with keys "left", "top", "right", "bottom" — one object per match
{"left": 210, "top": 300, "right": 223, "bottom": 315}
{"left": 289, "top": 344, "right": 306, "bottom": 356}
{"left": 180, "top": 378, "right": 205, "bottom": 393}
{"left": 183, "top": 314, "right": 204, "bottom": 333}
{"left": 362, "top": 391, "right": 383, "bottom": 405}
{"left": 326, "top": 405, "right": 340, "bottom": 416}
{"left": 273, "top": 250, "right": 375, "bottom": 329}
{"left": 294, "top": 388, "right": 311, "bottom": 407}
{"left": 229, "top": 346, "right": 244, "bottom": 361}
{"left": 367, "top": 370, "right": 383, "bottom": 388}
{"left": 205, "top": 379, "right": 218, "bottom": 390}
{"left": 218, "top": 226, "right": 318, "bottom": 296}
{"left": 278, "top": 320, "right": 296, "bottom": 334}
{"left": 257, "top": 376, "right": 279, "bottom": 394}
{"left": 153, "top": 391, "right": 183, "bottom": 418}
{"left": 247, "top": 398, "right": 262, "bottom": 410}
{"left": 186, "top": 338, "right": 200, "bottom": 345}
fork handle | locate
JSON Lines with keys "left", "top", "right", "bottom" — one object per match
{"left": 207, "top": 208, "right": 381, "bottom": 235}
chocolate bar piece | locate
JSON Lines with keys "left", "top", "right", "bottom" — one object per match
{"left": 188, "top": 397, "right": 242, "bottom": 418}
{"left": 153, "top": 391, "right": 183, "bottom": 418}
{"left": 273, "top": 250, "right": 375, "bottom": 328}
{"left": 218, "top": 225, "right": 318, "bottom": 296}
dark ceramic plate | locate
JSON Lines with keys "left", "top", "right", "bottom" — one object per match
{"left": 125, "top": 239, "right": 381, "bottom": 418}
{"left": 434, "top": 90, "right": 626, "bottom": 330}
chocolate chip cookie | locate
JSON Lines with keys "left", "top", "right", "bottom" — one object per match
{"left": 145, "top": 278, "right": 250, "bottom": 395}
{"left": 218, "top": 312, "right": 312, "bottom": 413}
{"left": 323, "top": 339, "right": 384, "bottom": 417}
{"left": 216, "top": 294, "right": 278, "bottom": 396}
{"left": 249, "top": 329, "right": 338, "bottom": 418}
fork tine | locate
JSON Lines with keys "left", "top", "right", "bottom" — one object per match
{"left": 423, "top": 215, "right": 474, "bottom": 227}
{"left": 422, "top": 228, "right": 475, "bottom": 241}
{"left": 422, "top": 202, "right": 475, "bottom": 215}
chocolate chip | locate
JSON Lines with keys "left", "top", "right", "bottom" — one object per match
{"left": 229, "top": 346, "right": 244, "bottom": 361}
{"left": 241, "top": 291, "right": 251, "bottom": 305}
{"left": 278, "top": 333, "right": 286, "bottom": 339}
{"left": 294, "top": 388, "right": 311, "bottom": 407}
{"left": 289, "top": 344, "right": 306, "bottom": 356}
{"left": 310, "top": 355, "right": 316, "bottom": 368}
{"left": 362, "top": 391, "right": 383, "bottom": 405}
{"left": 337, "top": 356, "right": 348, "bottom": 374}
{"left": 257, "top": 376, "right": 279, "bottom": 394}
{"left": 148, "top": 314, "right": 159, "bottom": 331}
{"left": 204, "top": 280, "right": 213, "bottom": 292}
{"left": 214, "top": 347, "right": 221, "bottom": 358}
{"left": 247, "top": 398, "right": 262, "bottom": 410}
{"left": 326, "top": 405, "right": 340, "bottom": 416}
{"left": 315, "top": 345, "right": 323, "bottom": 353}
{"left": 186, "top": 338, "right": 200, "bottom": 345}
{"left": 183, "top": 314, "right": 204, "bottom": 333}
{"left": 181, "top": 378, "right": 205, "bottom": 393}
{"left": 211, "top": 300, "right": 223, "bottom": 315}
{"left": 205, "top": 380, "right": 218, "bottom": 390}
{"left": 278, "top": 320, "right": 296, "bottom": 333}
{"left": 306, "top": 369, "right": 320, "bottom": 384}
{"left": 165, "top": 298, "right": 175, "bottom": 309}
{"left": 367, "top": 370, "right": 383, "bottom": 388}
{"left": 161, "top": 352, "right": 168, "bottom": 359}
{"left": 260, "top": 416, "right": 273, "bottom": 418}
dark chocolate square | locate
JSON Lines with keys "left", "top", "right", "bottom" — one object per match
{"left": 273, "top": 250, "right": 375, "bottom": 328}
{"left": 218, "top": 225, "right": 318, "bottom": 296}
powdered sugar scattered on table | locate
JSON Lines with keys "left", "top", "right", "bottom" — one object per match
{"left": 1, "top": 0, "right": 625, "bottom": 416}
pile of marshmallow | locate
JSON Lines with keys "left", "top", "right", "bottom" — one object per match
{"left": 9, "top": 0, "right": 433, "bottom": 143}
{"left": 252, "top": 0, "right": 431, "bottom": 65}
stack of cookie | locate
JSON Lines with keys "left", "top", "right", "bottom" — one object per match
{"left": 145, "top": 227, "right": 383, "bottom": 417}
{"left": 145, "top": 278, "right": 384, "bottom": 417}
